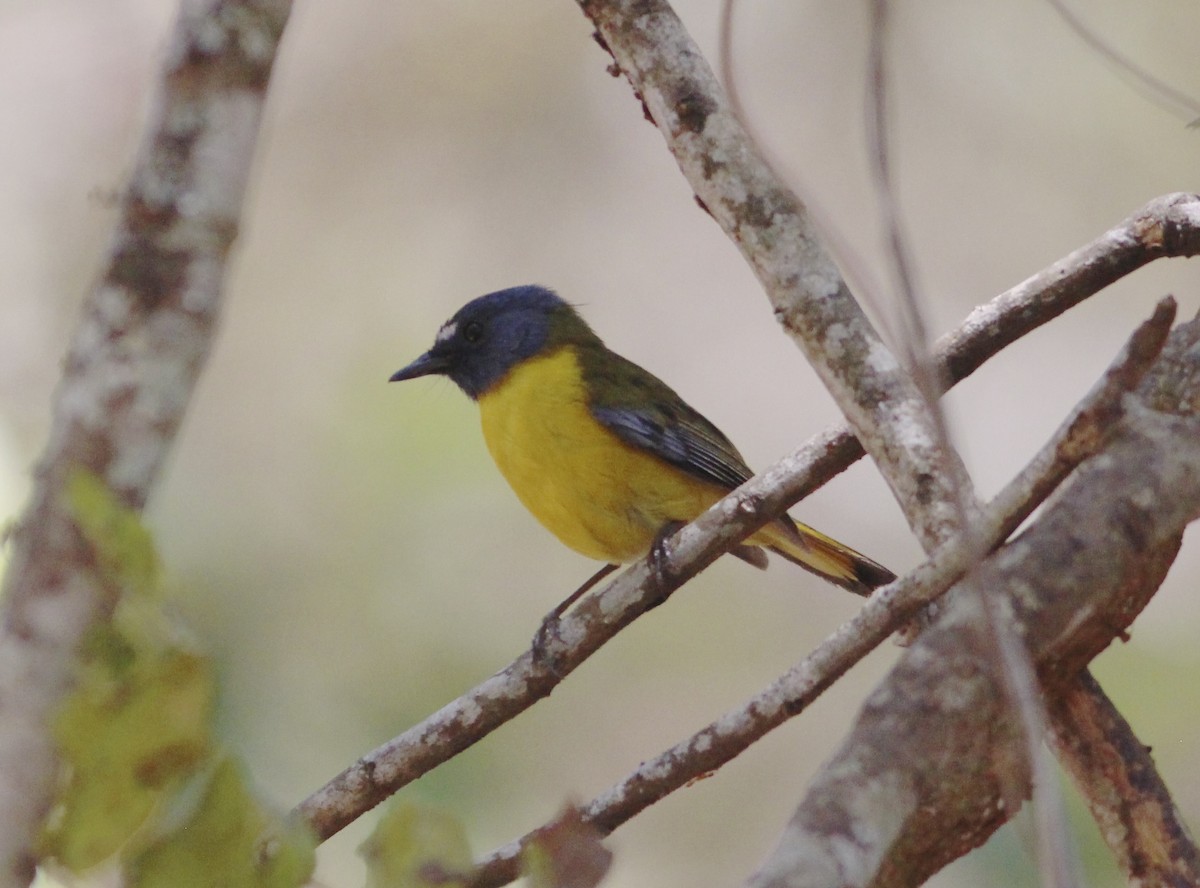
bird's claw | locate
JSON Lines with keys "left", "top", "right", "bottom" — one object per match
{"left": 646, "top": 521, "right": 684, "bottom": 608}
{"left": 532, "top": 614, "right": 565, "bottom": 673}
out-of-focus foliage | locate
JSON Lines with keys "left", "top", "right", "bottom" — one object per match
{"left": 69, "top": 468, "right": 161, "bottom": 598}
{"left": 42, "top": 473, "right": 314, "bottom": 888}
{"left": 360, "top": 802, "right": 473, "bottom": 888}
{"left": 125, "top": 758, "right": 315, "bottom": 888}
{"left": 522, "top": 807, "right": 612, "bottom": 888}
{"left": 42, "top": 472, "right": 215, "bottom": 869}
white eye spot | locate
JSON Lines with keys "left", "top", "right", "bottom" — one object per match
{"left": 435, "top": 321, "right": 457, "bottom": 343}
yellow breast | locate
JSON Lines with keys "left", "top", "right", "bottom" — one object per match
{"left": 477, "top": 347, "right": 722, "bottom": 563}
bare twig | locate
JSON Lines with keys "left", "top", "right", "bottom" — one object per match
{"left": 774, "top": 192, "right": 1200, "bottom": 512}
{"left": 868, "top": 6, "right": 1076, "bottom": 876}
{"left": 716, "top": 0, "right": 746, "bottom": 128}
{"left": 456, "top": 299, "right": 1176, "bottom": 888}
{"left": 865, "top": 0, "right": 932, "bottom": 372}
{"left": 0, "top": 2, "right": 291, "bottom": 884}
{"left": 296, "top": 420, "right": 848, "bottom": 841}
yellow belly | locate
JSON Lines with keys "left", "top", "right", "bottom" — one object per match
{"left": 477, "top": 347, "right": 722, "bottom": 563}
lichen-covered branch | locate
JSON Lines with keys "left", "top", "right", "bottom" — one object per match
{"left": 0, "top": 2, "right": 291, "bottom": 884}
{"left": 579, "top": 0, "right": 972, "bottom": 550}
{"left": 729, "top": 193, "right": 1200, "bottom": 533}
{"left": 749, "top": 316, "right": 1200, "bottom": 888}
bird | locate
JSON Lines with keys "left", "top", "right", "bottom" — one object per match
{"left": 389, "top": 285, "right": 894, "bottom": 620}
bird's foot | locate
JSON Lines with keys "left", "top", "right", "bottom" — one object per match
{"left": 646, "top": 521, "right": 685, "bottom": 608}
{"left": 530, "top": 563, "right": 619, "bottom": 671}
{"left": 532, "top": 613, "right": 565, "bottom": 673}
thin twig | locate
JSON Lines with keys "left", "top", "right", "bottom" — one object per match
{"left": 866, "top": 0, "right": 934, "bottom": 373}
{"left": 868, "top": 6, "right": 1074, "bottom": 879}
{"left": 1045, "top": 0, "right": 1200, "bottom": 126}
{"left": 716, "top": 0, "right": 746, "bottom": 126}
{"left": 462, "top": 299, "right": 1177, "bottom": 888}
{"left": 772, "top": 192, "right": 1200, "bottom": 513}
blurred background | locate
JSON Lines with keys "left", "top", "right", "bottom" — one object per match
{"left": 1, "top": 1, "right": 1198, "bottom": 885}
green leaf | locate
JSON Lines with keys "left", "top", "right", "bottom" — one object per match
{"left": 125, "top": 758, "right": 316, "bottom": 888}
{"left": 42, "top": 468, "right": 218, "bottom": 868}
{"left": 44, "top": 641, "right": 215, "bottom": 869}
{"left": 360, "top": 802, "right": 473, "bottom": 888}
{"left": 67, "top": 469, "right": 160, "bottom": 598}
{"left": 43, "top": 472, "right": 215, "bottom": 870}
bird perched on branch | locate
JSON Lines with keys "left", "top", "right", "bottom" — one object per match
{"left": 390, "top": 285, "right": 894, "bottom": 619}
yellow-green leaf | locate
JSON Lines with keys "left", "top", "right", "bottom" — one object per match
{"left": 44, "top": 643, "right": 214, "bottom": 869}
{"left": 360, "top": 802, "right": 473, "bottom": 888}
{"left": 42, "top": 472, "right": 215, "bottom": 870}
{"left": 67, "top": 469, "right": 160, "bottom": 598}
{"left": 125, "top": 758, "right": 316, "bottom": 888}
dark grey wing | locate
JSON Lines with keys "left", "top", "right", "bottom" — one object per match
{"left": 584, "top": 350, "right": 754, "bottom": 491}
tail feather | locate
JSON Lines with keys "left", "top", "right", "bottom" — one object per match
{"left": 754, "top": 518, "right": 895, "bottom": 597}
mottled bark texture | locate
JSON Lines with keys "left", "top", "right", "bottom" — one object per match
{"left": 581, "top": 0, "right": 972, "bottom": 551}
{"left": 750, "top": 318, "right": 1200, "bottom": 888}
{"left": 1049, "top": 671, "right": 1200, "bottom": 888}
{"left": 0, "top": 3, "right": 291, "bottom": 885}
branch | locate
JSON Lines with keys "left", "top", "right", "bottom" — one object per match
{"left": 1045, "top": 315, "right": 1200, "bottom": 883}
{"left": 0, "top": 2, "right": 291, "bottom": 884}
{"left": 775, "top": 192, "right": 1200, "bottom": 514}
{"left": 1048, "top": 671, "right": 1200, "bottom": 886}
{"left": 749, "top": 313, "right": 1200, "bottom": 888}
{"left": 589, "top": 1, "right": 1200, "bottom": 877}
{"left": 296, "top": 420, "right": 849, "bottom": 841}
{"left": 580, "top": 19, "right": 1200, "bottom": 880}
{"left": 456, "top": 298, "right": 1177, "bottom": 888}
{"left": 581, "top": 0, "right": 971, "bottom": 550}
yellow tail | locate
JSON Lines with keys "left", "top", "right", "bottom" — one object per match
{"left": 751, "top": 518, "right": 894, "bottom": 596}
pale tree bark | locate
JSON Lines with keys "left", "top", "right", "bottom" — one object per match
{"left": 581, "top": 0, "right": 972, "bottom": 551}
{"left": 0, "top": 2, "right": 291, "bottom": 885}
{"left": 750, "top": 318, "right": 1200, "bottom": 885}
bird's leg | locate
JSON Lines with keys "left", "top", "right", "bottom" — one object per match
{"left": 532, "top": 562, "right": 620, "bottom": 664}
{"left": 646, "top": 520, "right": 686, "bottom": 608}
{"left": 531, "top": 520, "right": 686, "bottom": 665}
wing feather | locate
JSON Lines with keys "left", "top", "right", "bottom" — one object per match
{"left": 583, "top": 350, "right": 753, "bottom": 491}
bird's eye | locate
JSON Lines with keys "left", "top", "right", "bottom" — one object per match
{"left": 463, "top": 321, "right": 483, "bottom": 343}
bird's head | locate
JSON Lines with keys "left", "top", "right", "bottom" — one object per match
{"left": 389, "top": 285, "right": 598, "bottom": 399}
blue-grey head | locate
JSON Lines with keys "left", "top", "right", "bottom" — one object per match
{"left": 389, "top": 285, "right": 600, "bottom": 399}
